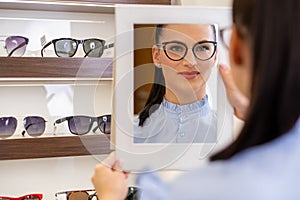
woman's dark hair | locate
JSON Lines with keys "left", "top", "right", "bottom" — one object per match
{"left": 138, "top": 24, "right": 217, "bottom": 126}
{"left": 210, "top": 0, "right": 300, "bottom": 161}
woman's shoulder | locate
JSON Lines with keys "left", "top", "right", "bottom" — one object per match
{"left": 137, "top": 119, "right": 300, "bottom": 199}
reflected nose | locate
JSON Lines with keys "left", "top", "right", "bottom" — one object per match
{"left": 183, "top": 49, "right": 197, "bottom": 67}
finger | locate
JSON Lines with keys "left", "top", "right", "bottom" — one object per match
{"left": 218, "top": 64, "right": 238, "bottom": 92}
{"left": 111, "top": 160, "right": 130, "bottom": 179}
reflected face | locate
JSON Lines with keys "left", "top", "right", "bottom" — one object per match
{"left": 153, "top": 24, "right": 217, "bottom": 103}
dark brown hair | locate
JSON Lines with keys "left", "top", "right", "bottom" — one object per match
{"left": 210, "top": 0, "right": 300, "bottom": 161}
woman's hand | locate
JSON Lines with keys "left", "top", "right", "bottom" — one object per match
{"left": 219, "top": 64, "right": 249, "bottom": 120}
{"left": 91, "top": 152, "right": 129, "bottom": 200}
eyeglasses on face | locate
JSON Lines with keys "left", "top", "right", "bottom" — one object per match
{"left": 0, "top": 194, "right": 43, "bottom": 200}
{"left": 55, "top": 190, "right": 97, "bottom": 200}
{"left": 160, "top": 40, "right": 217, "bottom": 61}
{"left": 41, "top": 38, "right": 114, "bottom": 58}
{"left": 4, "top": 36, "right": 29, "bottom": 57}
{"left": 0, "top": 116, "right": 47, "bottom": 138}
{"left": 219, "top": 27, "right": 232, "bottom": 49}
{"left": 53, "top": 115, "right": 111, "bottom": 135}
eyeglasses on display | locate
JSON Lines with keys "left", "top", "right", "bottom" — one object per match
{"left": 41, "top": 38, "right": 114, "bottom": 58}
{"left": 55, "top": 189, "right": 97, "bottom": 200}
{"left": 0, "top": 116, "right": 47, "bottom": 138}
{"left": 54, "top": 115, "right": 111, "bottom": 135}
{"left": 3, "top": 36, "right": 29, "bottom": 57}
{"left": 219, "top": 27, "right": 232, "bottom": 49}
{"left": 54, "top": 187, "right": 138, "bottom": 200}
{"left": 125, "top": 186, "right": 139, "bottom": 200}
{"left": 159, "top": 40, "right": 217, "bottom": 61}
{"left": 0, "top": 193, "right": 43, "bottom": 200}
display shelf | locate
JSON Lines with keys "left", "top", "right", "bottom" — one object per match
{"left": 0, "top": 0, "right": 171, "bottom": 14}
{"left": 0, "top": 134, "right": 112, "bottom": 160}
{"left": 0, "top": 57, "right": 113, "bottom": 79}
{"left": 0, "top": 0, "right": 171, "bottom": 161}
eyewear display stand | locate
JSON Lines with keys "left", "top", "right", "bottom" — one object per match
{"left": 0, "top": 58, "right": 113, "bottom": 160}
{"left": 0, "top": 0, "right": 171, "bottom": 161}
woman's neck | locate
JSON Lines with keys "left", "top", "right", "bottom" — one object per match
{"left": 164, "top": 88, "right": 206, "bottom": 105}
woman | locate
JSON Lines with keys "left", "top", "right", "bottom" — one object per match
{"left": 134, "top": 24, "right": 218, "bottom": 143}
{"left": 92, "top": 0, "right": 300, "bottom": 199}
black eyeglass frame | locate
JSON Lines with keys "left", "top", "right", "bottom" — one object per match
{"left": 41, "top": 38, "right": 114, "bottom": 57}
{"left": 53, "top": 115, "right": 111, "bottom": 135}
{"left": 160, "top": 40, "right": 217, "bottom": 61}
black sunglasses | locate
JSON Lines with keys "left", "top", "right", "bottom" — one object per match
{"left": 53, "top": 115, "right": 111, "bottom": 135}
{"left": 41, "top": 38, "right": 113, "bottom": 57}
{"left": 0, "top": 116, "right": 47, "bottom": 138}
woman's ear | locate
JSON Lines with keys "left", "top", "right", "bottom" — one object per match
{"left": 229, "top": 25, "right": 244, "bottom": 66}
{"left": 152, "top": 45, "right": 161, "bottom": 68}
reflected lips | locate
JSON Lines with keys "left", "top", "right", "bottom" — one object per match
{"left": 178, "top": 71, "right": 200, "bottom": 80}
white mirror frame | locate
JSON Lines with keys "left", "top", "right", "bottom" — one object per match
{"left": 113, "top": 4, "right": 233, "bottom": 172}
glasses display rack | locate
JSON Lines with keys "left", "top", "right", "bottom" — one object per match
{"left": 0, "top": 0, "right": 171, "bottom": 161}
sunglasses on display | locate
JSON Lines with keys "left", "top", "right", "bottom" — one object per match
{"left": 3, "top": 36, "right": 29, "bottom": 57}
{"left": 55, "top": 189, "right": 97, "bottom": 200}
{"left": 0, "top": 194, "right": 43, "bottom": 200}
{"left": 53, "top": 115, "right": 111, "bottom": 135}
{"left": 55, "top": 187, "right": 138, "bottom": 200}
{"left": 41, "top": 38, "right": 114, "bottom": 58}
{"left": 0, "top": 116, "right": 47, "bottom": 138}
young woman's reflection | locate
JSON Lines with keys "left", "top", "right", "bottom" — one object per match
{"left": 134, "top": 24, "right": 218, "bottom": 143}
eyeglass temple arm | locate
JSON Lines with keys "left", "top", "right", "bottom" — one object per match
{"left": 7, "top": 41, "right": 27, "bottom": 57}
{"left": 53, "top": 117, "right": 68, "bottom": 126}
{"left": 53, "top": 117, "right": 68, "bottom": 135}
{"left": 104, "top": 43, "right": 114, "bottom": 49}
{"left": 92, "top": 123, "right": 102, "bottom": 133}
{"left": 40, "top": 40, "right": 53, "bottom": 57}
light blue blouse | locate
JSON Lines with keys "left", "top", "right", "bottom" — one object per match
{"left": 133, "top": 95, "right": 217, "bottom": 143}
{"left": 137, "top": 118, "right": 300, "bottom": 200}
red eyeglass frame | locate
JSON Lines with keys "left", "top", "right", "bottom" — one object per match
{"left": 0, "top": 194, "right": 43, "bottom": 200}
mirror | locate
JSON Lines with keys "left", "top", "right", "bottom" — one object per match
{"left": 114, "top": 5, "right": 233, "bottom": 171}
{"left": 133, "top": 24, "right": 218, "bottom": 143}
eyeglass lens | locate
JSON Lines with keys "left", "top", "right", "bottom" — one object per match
{"left": 0, "top": 117, "right": 17, "bottom": 138}
{"left": 98, "top": 115, "right": 111, "bottom": 134}
{"left": 23, "top": 116, "right": 46, "bottom": 136}
{"left": 162, "top": 41, "right": 216, "bottom": 61}
{"left": 68, "top": 116, "right": 93, "bottom": 135}
{"left": 67, "top": 191, "right": 97, "bottom": 200}
{"left": 0, "top": 116, "right": 46, "bottom": 138}
{"left": 53, "top": 39, "right": 104, "bottom": 57}
{"left": 5, "top": 36, "right": 29, "bottom": 57}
